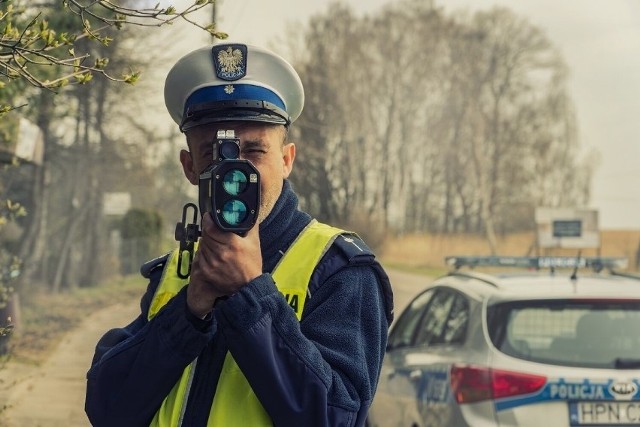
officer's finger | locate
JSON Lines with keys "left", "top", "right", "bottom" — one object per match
{"left": 193, "top": 245, "right": 217, "bottom": 277}
{"left": 199, "top": 213, "right": 231, "bottom": 248}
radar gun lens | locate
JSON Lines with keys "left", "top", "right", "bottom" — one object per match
{"left": 221, "top": 199, "right": 248, "bottom": 226}
{"left": 222, "top": 169, "right": 248, "bottom": 195}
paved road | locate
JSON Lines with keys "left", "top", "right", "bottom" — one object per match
{"left": 0, "top": 269, "right": 431, "bottom": 426}
{"left": 387, "top": 269, "right": 432, "bottom": 316}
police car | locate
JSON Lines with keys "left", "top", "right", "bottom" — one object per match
{"left": 368, "top": 256, "right": 640, "bottom": 427}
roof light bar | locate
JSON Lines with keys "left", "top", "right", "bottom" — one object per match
{"left": 445, "top": 256, "right": 628, "bottom": 271}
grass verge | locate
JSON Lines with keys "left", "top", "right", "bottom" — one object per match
{"left": 4, "top": 275, "right": 146, "bottom": 365}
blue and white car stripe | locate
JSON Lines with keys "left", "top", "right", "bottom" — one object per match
{"left": 495, "top": 378, "right": 640, "bottom": 412}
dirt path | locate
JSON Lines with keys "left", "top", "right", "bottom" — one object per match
{"left": 0, "top": 300, "right": 139, "bottom": 427}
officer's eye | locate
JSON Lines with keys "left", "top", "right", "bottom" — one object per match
{"left": 241, "top": 141, "right": 268, "bottom": 156}
{"left": 243, "top": 148, "right": 266, "bottom": 155}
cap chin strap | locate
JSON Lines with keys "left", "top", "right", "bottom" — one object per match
{"left": 180, "top": 99, "right": 290, "bottom": 131}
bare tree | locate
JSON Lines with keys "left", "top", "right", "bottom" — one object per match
{"left": 287, "top": 1, "right": 592, "bottom": 247}
{"left": 0, "top": 0, "right": 220, "bottom": 100}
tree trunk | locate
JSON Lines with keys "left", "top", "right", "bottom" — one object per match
{"left": 18, "top": 91, "right": 55, "bottom": 290}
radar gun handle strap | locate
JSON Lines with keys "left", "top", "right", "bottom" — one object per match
{"left": 174, "top": 202, "right": 201, "bottom": 279}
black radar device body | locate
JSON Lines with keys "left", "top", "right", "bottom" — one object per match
{"left": 199, "top": 129, "right": 260, "bottom": 234}
{"left": 174, "top": 129, "right": 260, "bottom": 278}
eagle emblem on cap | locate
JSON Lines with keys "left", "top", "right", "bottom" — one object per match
{"left": 212, "top": 44, "right": 247, "bottom": 81}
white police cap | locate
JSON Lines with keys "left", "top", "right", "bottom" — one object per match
{"left": 164, "top": 43, "right": 304, "bottom": 131}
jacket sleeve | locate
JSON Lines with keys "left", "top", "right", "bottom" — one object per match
{"left": 84, "top": 267, "right": 214, "bottom": 427}
{"left": 216, "top": 262, "right": 389, "bottom": 427}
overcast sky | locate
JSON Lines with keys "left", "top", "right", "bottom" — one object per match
{"left": 212, "top": 0, "right": 640, "bottom": 229}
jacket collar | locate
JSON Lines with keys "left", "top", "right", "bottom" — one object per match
{"left": 259, "top": 180, "right": 311, "bottom": 272}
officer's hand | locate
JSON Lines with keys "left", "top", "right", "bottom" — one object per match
{"left": 186, "top": 212, "right": 262, "bottom": 318}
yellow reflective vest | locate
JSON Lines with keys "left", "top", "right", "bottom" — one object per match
{"left": 148, "top": 219, "right": 346, "bottom": 426}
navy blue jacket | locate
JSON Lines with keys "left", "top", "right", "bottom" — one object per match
{"left": 85, "top": 181, "right": 393, "bottom": 427}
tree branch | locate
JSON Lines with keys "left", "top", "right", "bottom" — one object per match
{"left": 0, "top": 1, "right": 223, "bottom": 91}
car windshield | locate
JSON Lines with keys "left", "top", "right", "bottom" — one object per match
{"left": 487, "top": 299, "right": 640, "bottom": 369}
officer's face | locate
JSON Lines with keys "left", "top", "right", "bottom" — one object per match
{"left": 180, "top": 122, "right": 295, "bottom": 223}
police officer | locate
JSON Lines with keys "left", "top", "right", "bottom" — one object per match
{"left": 85, "top": 42, "right": 393, "bottom": 427}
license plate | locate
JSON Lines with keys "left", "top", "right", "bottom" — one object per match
{"left": 570, "top": 401, "right": 640, "bottom": 425}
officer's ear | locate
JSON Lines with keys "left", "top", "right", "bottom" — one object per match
{"left": 179, "top": 149, "right": 198, "bottom": 185}
{"left": 282, "top": 142, "right": 295, "bottom": 178}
